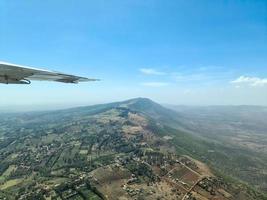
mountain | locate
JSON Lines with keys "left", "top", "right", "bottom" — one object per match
{"left": 0, "top": 98, "right": 266, "bottom": 200}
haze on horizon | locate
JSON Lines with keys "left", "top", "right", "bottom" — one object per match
{"left": 0, "top": 0, "right": 267, "bottom": 109}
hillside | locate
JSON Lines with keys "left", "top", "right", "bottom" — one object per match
{"left": 167, "top": 104, "right": 267, "bottom": 192}
{"left": 0, "top": 98, "right": 266, "bottom": 200}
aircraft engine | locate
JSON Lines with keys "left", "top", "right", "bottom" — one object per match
{"left": 0, "top": 76, "right": 31, "bottom": 84}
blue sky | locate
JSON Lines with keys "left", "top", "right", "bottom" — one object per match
{"left": 0, "top": 0, "right": 267, "bottom": 109}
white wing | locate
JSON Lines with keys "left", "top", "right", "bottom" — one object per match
{"left": 0, "top": 61, "right": 99, "bottom": 84}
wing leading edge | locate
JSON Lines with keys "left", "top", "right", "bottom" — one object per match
{"left": 0, "top": 61, "right": 99, "bottom": 84}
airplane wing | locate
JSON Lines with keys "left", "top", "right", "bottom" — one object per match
{"left": 0, "top": 61, "right": 99, "bottom": 84}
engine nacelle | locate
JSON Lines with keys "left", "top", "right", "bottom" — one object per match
{"left": 0, "top": 76, "right": 31, "bottom": 84}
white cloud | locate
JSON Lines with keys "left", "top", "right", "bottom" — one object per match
{"left": 141, "top": 82, "right": 169, "bottom": 87}
{"left": 231, "top": 76, "right": 267, "bottom": 87}
{"left": 140, "top": 68, "right": 166, "bottom": 75}
{"left": 172, "top": 73, "right": 206, "bottom": 82}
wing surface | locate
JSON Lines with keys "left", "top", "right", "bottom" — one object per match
{"left": 0, "top": 61, "right": 98, "bottom": 84}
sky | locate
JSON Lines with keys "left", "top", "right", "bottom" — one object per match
{"left": 0, "top": 0, "right": 267, "bottom": 110}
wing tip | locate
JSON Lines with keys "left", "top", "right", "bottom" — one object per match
{"left": 80, "top": 78, "right": 101, "bottom": 82}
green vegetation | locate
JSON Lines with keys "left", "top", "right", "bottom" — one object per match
{"left": 0, "top": 98, "right": 266, "bottom": 199}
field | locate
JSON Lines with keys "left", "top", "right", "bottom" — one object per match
{"left": 0, "top": 178, "right": 23, "bottom": 190}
